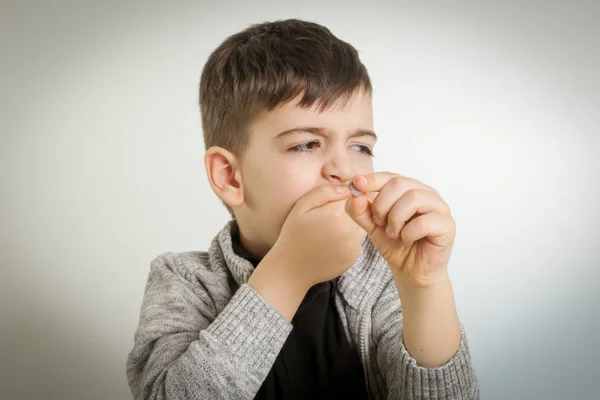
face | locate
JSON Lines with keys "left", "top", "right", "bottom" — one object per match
{"left": 233, "top": 89, "right": 375, "bottom": 258}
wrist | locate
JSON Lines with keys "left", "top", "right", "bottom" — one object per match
{"left": 393, "top": 272, "right": 453, "bottom": 308}
{"left": 263, "top": 243, "right": 315, "bottom": 290}
{"left": 393, "top": 268, "right": 450, "bottom": 293}
{"left": 393, "top": 273, "right": 461, "bottom": 367}
{"left": 248, "top": 249, "right": 309, "bottom": 322}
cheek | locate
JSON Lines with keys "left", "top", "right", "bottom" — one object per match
{"left": 277, "top": 171, "right": 314, "bottom": 206}
{"left": 350, "top": 152, "right": 375, "bottom": 174}
{"left": 264, "top": 163, "right": 320, "bottom": 220}
{"left": 248, "top": 162, "right": 307, "bottom": 208}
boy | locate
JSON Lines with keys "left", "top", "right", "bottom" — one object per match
{"left": 126, "top": 19, "right": 479, "bottom": 399}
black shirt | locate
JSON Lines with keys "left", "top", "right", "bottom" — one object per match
{"left": 230, "top": 226, "right": 369, "bottom": 399}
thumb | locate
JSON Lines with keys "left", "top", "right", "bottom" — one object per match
{"left": 345, "top": 193, "right": 376, "bottom": 234}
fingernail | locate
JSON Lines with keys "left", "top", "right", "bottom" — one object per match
{"left": 386, "top": 225, "right": 395, "bottom": 237}
{"left": 357, "top": 175, "right": 367, "bottom": 185}
{"left": 336, "top": 185, "right": 348, "bottom": 194}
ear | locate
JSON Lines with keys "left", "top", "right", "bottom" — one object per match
{"left": 204, "top": 146, "right": 244, "bottom": 207}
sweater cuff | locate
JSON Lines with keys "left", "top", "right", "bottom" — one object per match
{"left": 205, "top": 283, "right": 293, "bottom": 372}
{"left": 399, "top": 325, "right": 479, "bottom": 399}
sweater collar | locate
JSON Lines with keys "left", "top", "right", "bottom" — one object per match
{"left": 214, "top": 219, "right": 390, "bottom": 310}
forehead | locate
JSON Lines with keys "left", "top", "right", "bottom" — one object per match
{"left": 249, "top": 90, "right": 374, "bottom": 136}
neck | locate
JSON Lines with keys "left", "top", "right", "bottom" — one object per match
{"left": 235, "top": 220, "right": 271, "bottom": 262}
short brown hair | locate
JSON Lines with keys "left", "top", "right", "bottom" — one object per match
{"left": 199, "top": 19, "right": 372, "bottom": 217}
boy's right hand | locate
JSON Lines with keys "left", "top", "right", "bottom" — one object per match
{"left": 248, "top": 184, "right": 366, "bottom": 322}
{"left": 271, "top": 184, "right": 366, "bottom": 287}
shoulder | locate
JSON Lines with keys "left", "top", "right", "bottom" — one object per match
{"left": 151, "top": 250, "right": 211, "bottom": 277}
{"left": 147, "top": 249, "right": 235, "bottom": 300}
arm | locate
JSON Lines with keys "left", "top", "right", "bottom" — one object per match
{"left": 394, "top": 273, "right": 461, "bottom": 368}
{"left": 345, "top": 173, "right": 480, "bottom": 398}
{"left": 372, "top": 272, "right": 479, "bottom": 399}
{"left": 126, "top": 254, "right": 295, "bottom": 400}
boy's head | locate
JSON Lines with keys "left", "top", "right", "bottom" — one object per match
{"left": 200, "top": 19, "right": 375, "bottom": 258}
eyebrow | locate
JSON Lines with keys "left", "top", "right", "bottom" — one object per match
{"left": 274, "top": 127, "right": 378, "bottom": 142}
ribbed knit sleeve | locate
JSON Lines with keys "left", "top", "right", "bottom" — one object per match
{"left": 371, "top": 277, "right": 480, "bottom": 399}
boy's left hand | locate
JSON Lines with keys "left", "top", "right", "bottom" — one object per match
{"left": 345, "top": 172, "right": 455, "bottom": 288}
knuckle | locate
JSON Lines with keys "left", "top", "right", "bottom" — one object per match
{"left": 448, "top": 215, "right": 456, "bottom": 229}
{"left": 405, "top": 189, "right": 420, "bottom": 202}
{"left": 371, "top": 203, "right": 384, "bottom": 219}
{"left": 415, "top": 216, "right": 428, "bottom": 230}
{"left": 390, "top": 176, "right": 405, "bottom": 188}
{"left": 321, "top": 184, "right": 334, "bottom": 195}
{"left": 443, "top": 202, "right": 451, "bottom": 214}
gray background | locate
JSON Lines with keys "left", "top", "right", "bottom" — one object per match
{"left": 1, "top": 1, "right": 599, "bottom": 399}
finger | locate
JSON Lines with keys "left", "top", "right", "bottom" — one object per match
{"left": 351, "top": 171, "right": 398, "bottom": 194}
{"left": 370, "top": 177, "right": 438, "bottom": 226}
{"left": 385, "top": 190, "right": 451, "bottom": 238}
{"left": 345, "top": 193, "right": 376, "bottom": 235}
{"left": 295, "top": 184, "right": 350, "bottom": 214}
{"left": 400, "top": 212, "right": 456, "bottom": 247}
{"left": 366, "top": 190, "right": 377, "bottom": 203}
{"left": 351, "top": 172, "right": 437, "bottom": 195}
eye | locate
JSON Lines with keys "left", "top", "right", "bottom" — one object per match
{"left": 290, "top": 141, "right": 321, "bottom": 153}
{"left": 350, "top": 144, "right": 375, "bottom": 157}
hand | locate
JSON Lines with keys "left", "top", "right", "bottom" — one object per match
{"left": 270, "top": 184, "right": 366, "bottom": 288}
{"left": 345, "top": 172, "right": 455, "bottom": 288}
{"left": 249, "top": 184, "right": 365, "bottom": 321}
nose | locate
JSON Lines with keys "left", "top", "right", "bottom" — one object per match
{"left": 322, "top": 148, "right": 354, "bottom": 184}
